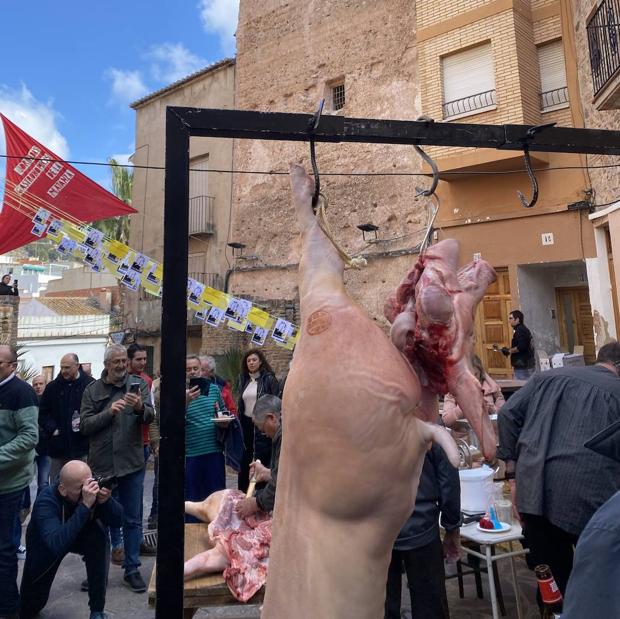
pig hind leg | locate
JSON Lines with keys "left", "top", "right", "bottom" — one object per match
{"left": 184, "top": 544, "right": 229, "bottom": 581}
{"left": 289, "top": 164, "right": 346, "bottom": 304}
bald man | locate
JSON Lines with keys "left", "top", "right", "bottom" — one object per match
{"left": 20, "top": 460, "right": 122, "bottom": 619}
{"left": 39, "top": 353, "right": 94, "bottom": 483}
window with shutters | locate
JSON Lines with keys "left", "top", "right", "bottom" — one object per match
{"left": 538, "top": 40, "right": 569, "bottom": 112}
{"left": 442, "top": 43, "right": 497, "bottom": 120}
{"left": 188, "top": 154, "right": 214, "bottom": 235}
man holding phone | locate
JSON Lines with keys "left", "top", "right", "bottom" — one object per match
{"left": 80, "top": 344, "right": 154, "bottom": 593}
{"left": 20, "top": 460, "right": 123, "bottom": 619}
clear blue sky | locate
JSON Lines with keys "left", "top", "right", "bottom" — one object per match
{"left": 0, "top": 0, "right": 238, "bottom": 188}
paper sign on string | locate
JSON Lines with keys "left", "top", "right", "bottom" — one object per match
{"left": 31, "top": 221, "right": 47, "bottom": 237}
{"left": 187, "top": 279, "right": 206, "bottom": 310}
{"left": 33, "top": 208, "right": 51, "bottom": 225}
{"left": 205, "top": 306, "right": 225, "bottom": 327}
{"left": 56, "top": 235, "right": 77, "bottom": 256}
{"left": 83, "top": 228, "right": 104, "bottom": 249}
{"left": 46, "top": 219, "right": 63, "bottom": 242}
{"left": 251, "top": 326, "right": 269, "bottom": 346}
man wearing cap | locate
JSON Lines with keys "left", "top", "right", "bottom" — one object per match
{"left": 498, "top": 341, "right": 620, "bottom": 605}
{"left": 562, "top": 418, "right": 620, "bottom": 617}
{"left": 80, "top": 344, "right": 153, "bottom": 594}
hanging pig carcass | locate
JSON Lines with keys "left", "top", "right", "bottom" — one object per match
{"left": 260, "top": 165, "right": 496, "bottom": 619}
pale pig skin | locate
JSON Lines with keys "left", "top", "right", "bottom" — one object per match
{"left": 261, "top": 165, "right": 460, "bottom": 619}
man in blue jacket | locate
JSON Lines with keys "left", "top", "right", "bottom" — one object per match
{"left": 19, "top": 460, "right": 123, "bottom": 619}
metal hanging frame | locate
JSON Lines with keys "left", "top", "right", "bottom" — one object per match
{"left": 157, "top": 107, "right": 620, "bottom": 618}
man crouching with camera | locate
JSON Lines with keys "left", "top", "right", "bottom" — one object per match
{"left": 20, "top": 460, "right": 123, "bottom": 619}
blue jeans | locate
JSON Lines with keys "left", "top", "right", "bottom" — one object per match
{"left": 185, "top": 453, "right": 226, "bottom": 524}
{"left": 113, "top": 467, "right": 145, "bottom": 575}
{"left": 0, "top": 487, "right": 27, "bottom": 615}
{"left": 514, "top": 367, "right": 534, "bottom": 381}
{"left": 35, "top": 454, "right": 51, "bottom": 495}
{"left": 20, "top": 519, "right": 110, "bottom": 618}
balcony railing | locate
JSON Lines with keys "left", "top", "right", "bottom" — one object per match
{"left": 188, "top": 195, "right": 215, "bottom": 235}
{"left": 442, "top": 89, "right": 497, "bottom": 119}
{"left": 587, "top": 0, "right": 620, "bottom": 96}
{"left": 540, "top": 86, "right": 569, "bottom": 111}
{"left": 188, "top": 272, "right": 222, "bottom": 290}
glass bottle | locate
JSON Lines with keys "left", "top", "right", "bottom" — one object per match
{"left": 534, "top": 564, "right": 563, "bottom": 618}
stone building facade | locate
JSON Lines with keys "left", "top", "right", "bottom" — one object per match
{"left": 571, "top": 0, "right": 620, "bottom": 348}
{"left": 231, "top": 0, "right": 601, "bottom": 373}
{"left": 0, "top": 296, "right": 19, "bottom": 347}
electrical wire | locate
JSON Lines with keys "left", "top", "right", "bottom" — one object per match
{"left": 3, "top": 152, "right": 620, "bottom": 177}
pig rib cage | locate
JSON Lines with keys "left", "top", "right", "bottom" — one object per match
{"left": 156, "top": 106, "right": 620, "bottom": 618}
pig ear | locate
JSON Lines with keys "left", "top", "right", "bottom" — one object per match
{"left": 420, "top": 422, "right": 460, "bottom": 468}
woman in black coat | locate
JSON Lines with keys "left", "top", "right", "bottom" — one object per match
{"left": 236, "top": 348, "right": 280, "bottom": 491}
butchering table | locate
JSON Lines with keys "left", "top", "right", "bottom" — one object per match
{"left": 148, "top": 523, "right": 264, "bottom": 618}
{"left": 458, "top": 521, "right": 529, "bottom": 619}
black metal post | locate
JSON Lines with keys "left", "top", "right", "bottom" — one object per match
{"left": 166, "top": 107, "right": 620, "bottom": 155}
{"left": 157, "top": 108, "right": 190, "bottom": 618}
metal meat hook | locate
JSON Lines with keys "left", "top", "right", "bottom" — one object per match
{"left": 414, "top": 115, "right": 440, "bottom": 198}
{"left": 516, "top": 122, "right": 556, "bottom": 208}
{"left": 307, "top": 99, "right": 325, "bottom": 210}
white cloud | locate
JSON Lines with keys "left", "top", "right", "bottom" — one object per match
{"left": 149, "top": 42, "right": 208, "bottom": 83}
{"left": 105, "top": 68, "right": 149, "bottom": 106}
{"left": 110, "top": 152, "right": 132, "bottom": 167}
{"left": 198, "top": 0, "right": 239, "bottom": 55}
{"left": 0, "top": 84, "right": 69, "bottom": 158}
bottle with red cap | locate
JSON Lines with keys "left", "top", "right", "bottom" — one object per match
{"left": 534, "top": 564, "right": 563, "bottom": 618}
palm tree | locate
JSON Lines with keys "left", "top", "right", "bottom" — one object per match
{"left": 92, "top": 158, "right": 132, "bottom": 243}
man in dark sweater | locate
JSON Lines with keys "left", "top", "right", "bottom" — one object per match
{"left": 235, "top": 394, "right": 282, "bottom": 517}
{"left": 0, "top": 345, "right": 38, "bottom": 619}
{"left": 39, "top": 353, "right": 94, "bottom": 483}
{"left": 384, "top": 442, "right": 461, "bottom": 619}
{"left": 20, "top": 460, "right": 123, "bottom": 619}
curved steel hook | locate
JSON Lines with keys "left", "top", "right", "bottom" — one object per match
{"left": 414, "top": 115, "right": 439, "bottom": 198}
{"left": 516, "top": 122, "right": 556, "bottom": 208}
{"left": 307, "top": 99, "right": 325, "bottom": 210}
{"left": 517, "top": 145, "right": 538, "bottom": 208}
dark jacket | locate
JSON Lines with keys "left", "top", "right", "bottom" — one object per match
{"left": 394, "top": 442, "right": 461, "bottom": 551}
{"left": 510, "top": 323, "right": 534, "bottom": 369}
{"left": 236, "top": 371, "right": 280, "bottom": 456}
{"left": 79, "top": 371, "right": 154, "bottom": 479}
{"left": 39, "top": 372, "right": 95, "bottom": 459}
{"left": 255, "top": 424, "right": 281, "bottom": 513}
{"left": 26, "top": 482, "right": 123, "bottom": 563}
{"left": 563, "top": 490, "right": 620, "bottom": 617}
{"left": 0, "top": 281, "right": 18, "bottom": 296}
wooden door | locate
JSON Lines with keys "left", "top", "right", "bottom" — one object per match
{"left": 474, "top": 268, "right": 513, "bottom": 377}
{"left": 556, "top": 287, "right": 596, "bottom": 364}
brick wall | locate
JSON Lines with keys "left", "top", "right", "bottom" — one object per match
{"left": 0, "top": 296, "right": 19, "bottom": 347}
{"left": 200, "top": 296, "right": 300, "bottom": 378}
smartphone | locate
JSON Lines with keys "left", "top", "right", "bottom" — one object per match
{"left": 189, "top": 376, "right": 209, "bottom": 395}
{"left": 129, "top": 382, "right": 141, "bottom": 394}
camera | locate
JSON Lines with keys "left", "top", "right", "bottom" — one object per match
{"left": 129, "top": 381, "right": 141, "bottom": 394}
{"left": 90, "top": 475, "right": 116, "bottom": 489}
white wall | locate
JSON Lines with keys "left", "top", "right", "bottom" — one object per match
{"left": 18, "top": 336, "right": 108, "bottom": 379}
{"left": 586, "top": 226, "right": 618, "bottom": 349}
{"left": 518, "top": 261, "right": 589, "bottom": 355}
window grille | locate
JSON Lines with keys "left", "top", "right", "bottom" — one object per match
{"left": 332, "top": 83, "right": 345, "bottom": 111}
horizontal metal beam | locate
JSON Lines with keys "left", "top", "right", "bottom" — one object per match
{"left": 169, "top": 107, "right": 620, "bottom": 155}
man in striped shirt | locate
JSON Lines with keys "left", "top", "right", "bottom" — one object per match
{"left": 185, "top": 355, "right": 227, "bottom": 522}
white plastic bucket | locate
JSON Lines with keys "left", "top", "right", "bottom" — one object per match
{"left": 459, "top": 465, "right": 495, "bottom": 513}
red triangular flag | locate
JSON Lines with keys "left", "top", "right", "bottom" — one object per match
{"left": 0, "top": 114, "right": 136, "bottom": 254}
